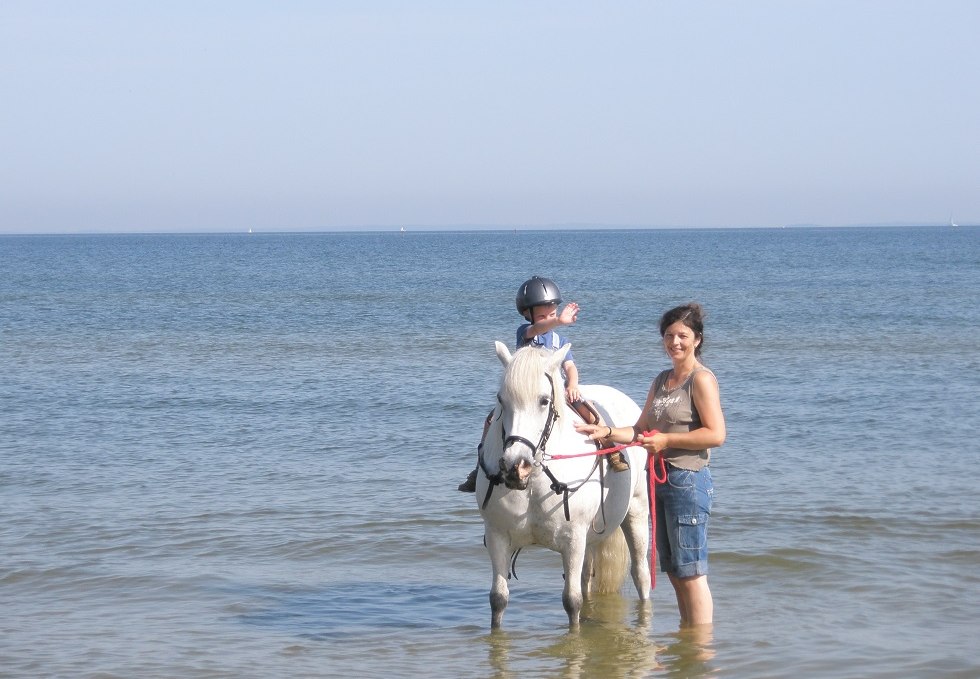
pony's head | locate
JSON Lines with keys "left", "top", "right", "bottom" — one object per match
{"left": 492, "top": 340, "right": 569, "bottom": 489}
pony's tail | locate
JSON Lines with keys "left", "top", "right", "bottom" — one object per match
{"left": 591, "top": 527, "right": 630, "bottom": 594}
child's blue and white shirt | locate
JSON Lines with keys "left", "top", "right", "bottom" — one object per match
{"left": 516, "top": 324, "right": 575, "bottom": 366}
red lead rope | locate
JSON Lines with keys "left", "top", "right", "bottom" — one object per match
{"left": 549, "top": 430, "right": 665, "bottom": 589}
{"left": 647, "top": 440, "right": 666, "bottom": 589}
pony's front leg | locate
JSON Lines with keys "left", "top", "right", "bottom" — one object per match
{"left": 561, "top": 534, "right": 588, "bottom": 628}
{"left": 485, "top": 531, "right": 512, "bottom": 629}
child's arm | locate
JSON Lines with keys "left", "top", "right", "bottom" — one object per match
{"left": 563, "top": 360, "right": 581, "bottom": 402}
{"left": 524, "top": 302, "right": 580, "bottom": 339}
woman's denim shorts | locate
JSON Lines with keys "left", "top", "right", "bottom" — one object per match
{"left": 655, "top": 465, "right": 713, "bottom": 578}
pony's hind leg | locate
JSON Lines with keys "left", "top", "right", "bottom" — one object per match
{"left": 581, "top": 547, "right": 596, "bottom": 598}
{"left": 621, "top": 494, "right": 652, "bottom": 600}
{"left": 485, "top": 531, "right": 512, "bottom": 629}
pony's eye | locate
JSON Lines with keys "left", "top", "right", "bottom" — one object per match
{"left": 539, "top": 396, "right": 550, "bottom": 407}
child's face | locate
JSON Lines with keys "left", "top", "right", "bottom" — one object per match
{"left": 530, "top": 303, "right": 558, "bottom": 323}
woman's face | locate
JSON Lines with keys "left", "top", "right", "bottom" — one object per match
{"left": 662, "top": 320, "right": 700, "bottom": 362}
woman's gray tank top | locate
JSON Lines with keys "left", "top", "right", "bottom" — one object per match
{"left": 643, "top": 366, "right": 713, "bottom": 471}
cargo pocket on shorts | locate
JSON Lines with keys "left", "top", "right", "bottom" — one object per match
{"left": 677, "top": 513, "right": 708, "bottom": 550}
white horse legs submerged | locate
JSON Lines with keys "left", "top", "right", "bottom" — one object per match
{"left": 485, "top": 517, "right": 636, "bottom": 629}
{"left": 476, "top": 342, "right": 651, "bottom": 629}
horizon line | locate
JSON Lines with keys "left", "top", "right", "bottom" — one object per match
{"left": 0, "top": 222, "right": 970, "bottom": 236}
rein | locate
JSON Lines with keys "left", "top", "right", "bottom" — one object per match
{"left": 540, "top": 454, "right": 603, "bottom": 521}
{"left": 551, "top": 430, "right": 667, "bottom": 590}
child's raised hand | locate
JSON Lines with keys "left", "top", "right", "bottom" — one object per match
{"left": 558, "top": 302, "right": 579, "bottom": 325}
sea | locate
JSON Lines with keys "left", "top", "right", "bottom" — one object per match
{"left": 1, "top": 226, "right": 978, "bottom": 678}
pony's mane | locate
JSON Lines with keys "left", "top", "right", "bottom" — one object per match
{"left": 501, "top": 346, "right": 564, "bottom": 409}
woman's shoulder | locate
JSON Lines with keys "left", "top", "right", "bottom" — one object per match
{"left": 691, "top": 366, "right": 719, "bottom": 389}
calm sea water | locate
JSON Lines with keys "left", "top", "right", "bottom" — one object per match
{"left": 2, "top": 227, "right": 978, "bottom": 678}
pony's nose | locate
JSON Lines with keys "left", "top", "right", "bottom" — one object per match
{"left": 501, "top": 458, "right": 532, "bottom": 489}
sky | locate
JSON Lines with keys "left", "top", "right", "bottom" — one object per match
{"left": 1, "top": 1, "right": 977, "bottom": 233}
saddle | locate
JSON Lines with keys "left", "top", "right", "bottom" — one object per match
{"left": 571, "top": 399, "right": 629, "bottom": 472}
{"left": 570, "top": 399, "right": 602, "bottom": 427}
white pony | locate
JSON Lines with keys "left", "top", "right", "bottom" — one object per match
{"left": 476, "top": 342, "right": 651, "bottom": 629}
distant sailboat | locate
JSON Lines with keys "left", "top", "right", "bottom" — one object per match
{"left": 248, "top": 227, "right": 253, "bottom": 234}
{"left": 400, "top": 226, "right": 405, "bottom": 233}
{"left": 949, "top": 215, "right": 958, "bottom": 228}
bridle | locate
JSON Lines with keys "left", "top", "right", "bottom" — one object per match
{"left": 478, "top": 372, "right": 558, "bottom": 504}
{"left": 501, "top": 371, "right": 561, "bottom": 461}
{"left": 478, "top": 372, "right": 603, "bottom": 519}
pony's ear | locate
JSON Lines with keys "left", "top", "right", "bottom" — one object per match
{"left": 547, "top": 343, "right": 571, "bottom": 372}
{"left": 495, "top": 341, "right": 513, "bottom": 366}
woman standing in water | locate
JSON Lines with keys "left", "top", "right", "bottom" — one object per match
{"left": 578, "top": 302, "right": 725, "bottom": 626}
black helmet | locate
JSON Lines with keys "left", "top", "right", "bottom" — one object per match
{"left": 516, "top": 276, "right": 562, "bottom": 316}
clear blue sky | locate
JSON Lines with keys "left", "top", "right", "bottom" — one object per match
{"left": 2, "top": 1, "right": 977, "bottom": 233}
